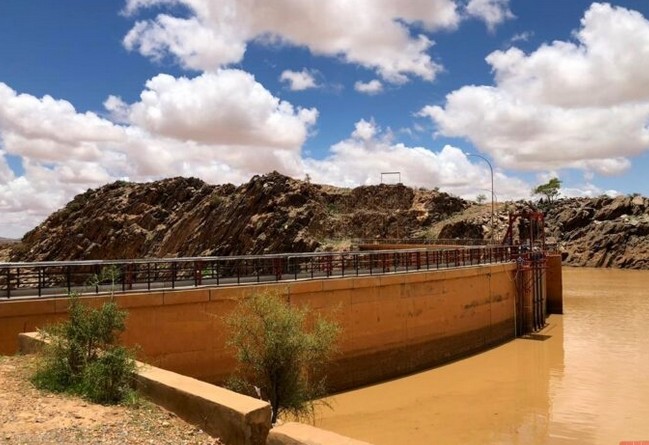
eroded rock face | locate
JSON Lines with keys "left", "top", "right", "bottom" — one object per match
{"left": 545, "top": 195, "right": 649, "bottom": 269}
{"left": 11, "top": 172, "right": 469, "bottom": 262}
{"left": 9, "top": 173, "right": 649, "bottom": 269}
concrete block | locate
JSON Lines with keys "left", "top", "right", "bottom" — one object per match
{"left": 350, "top": 287, "right": 380, "bottom": 305}
{"left": 0, "top": 299, "right": 56, "bottom": 318}
{"left": 287, "top": 281, "right": 323, "bottom": 295}
{"left": 351, "top": 277, "right": 376, "bottom": 290}
{"left": 322, "top": 278, "right": 354, "bottom": 292}
{"left": 0, "top": 315, "right": 64, "bottom": 354}
{"left": 54, "top": 294, "right": 112, "bottom": 313}
{"left": 377, "top": 274, "right": 405, "bottom": 287}
{"left": 118, "top": 292, "right": 163, "bottom": 308}
{"left": 267, "top": 422, "right": 373, "bottom": 445}
{"left": 18, "top": 332, "right": 43, "bottom": 354}
{"left": 210, "top": 286, "right": 263, "bottom": 302}
{"left": 137, "top": 365, "right": 271, "bottom": 445}
{"left": 163, "top": 289, "right": 210, "bottom": 305}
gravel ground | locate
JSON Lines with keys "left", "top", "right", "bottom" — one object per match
{"left": 0, "top": 354, "right": 224, "bottom": 445}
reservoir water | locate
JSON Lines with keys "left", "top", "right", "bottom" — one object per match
{"left": 315, "top": 267, "right": 649, "bottom": 444}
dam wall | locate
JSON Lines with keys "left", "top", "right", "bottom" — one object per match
{"left": 0, "top": 262, "right": 527, "bottom": 391}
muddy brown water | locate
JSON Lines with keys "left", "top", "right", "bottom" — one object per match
{"left": 315, "top": 267, "right": 649, "bottom": 444}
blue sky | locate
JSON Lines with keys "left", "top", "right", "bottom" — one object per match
{"left": 1, "top": 0, "right": 649, "bottom": 237}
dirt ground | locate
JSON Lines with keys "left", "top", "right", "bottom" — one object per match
{"left": 0, "top": 354, "right": 224, "bottom": 445}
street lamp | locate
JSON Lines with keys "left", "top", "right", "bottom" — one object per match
{"left": 466, "top": 152, "right": 495, "bottom": 245}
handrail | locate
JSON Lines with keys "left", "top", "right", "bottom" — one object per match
{"left": 0, "top": 247, "right": 431, "bottom": 269}
{"left": 0, "top": 246, "right": 519, "bottom": 300}
{"left": 351, "top": 238, "right": 490, "bottom": 246}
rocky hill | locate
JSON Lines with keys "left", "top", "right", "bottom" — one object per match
{"left": 545, "top": 195, "right": 649, "bottom": 269}
{"left": 6, "top": 172, "right": 649, "bottom": 269}
{"left": 9, "top": 172, "right": 467, "bottom": 262}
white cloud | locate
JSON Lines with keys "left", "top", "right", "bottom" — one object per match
{"left": 351, "top": 119, "right": 378, "bottom": 141}
{"left": 0, "top": 70, "right": 319, "bottom": 237}
{"left": 103, "top": 95, "right": 131, "bottom": 124}
{"left": 0, "top": 83, "right": 124, "bottom": 163}
{"left": 124, "top": 15, "right": 247, "bottom": 71}
{"left": 421, "top": 90, "right": 648, "bottom": 174}
{"left": 561, "top": 183, "right": 620, "bottom": 199}
{"left": 423, "top": 3, "right": 649, "bottom": 176}
{"left": 304, "top": 119, "right": 530, "bottom": 199}
{"left": 0, "top": 164, "right": 103, "bottom": 238}
{"left": 465, "top": 0, "right": 514, "bottom": 31}
{"left": 487, "top": 3, "right": 649, "bottom": 107}
{"left": 354, "top": 80, "right": 384, "bottom": 95}
{"left": 119, "top": 127, "right": 307, "bottom": 182}
{"left": 127, "top": 70, "right": 318, "bottom": 149}
{"left": 0, "top": 72, "right": 534, "bottom": 238}
{"left": 279, "top": 69, "right": 318, "bottom": 91}
{"left": 123, "top": 0, "right": 462, "bottom": 83}
{"left": 0, "top": 0, "right": 525, "bottom": 239}
{"left": 0, "top": 83, "right": 135, "bottom": 237}
{"left": 509, "top": 31, "right": 532, "bottom": 44}
{"left": 0, "top": 151, "right": 15, "bottom": 184}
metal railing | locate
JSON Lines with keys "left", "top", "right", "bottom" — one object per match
{"left": 0, "top": 246, "right": 516, "bottom": 300}
{"left": 352, "top": 238, "right": 494, "bottom": 247}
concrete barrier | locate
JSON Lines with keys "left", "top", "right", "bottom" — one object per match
{"left": 268, "top": 422, "right": 374, "bottom": 445}
{"left": 18, "top": 332, "right": 373, "bottom": 445}
{"left": 2, "top": 263, "right": 521, "bottom": 391}
{"left": 137, "top": 365, "right": 271, "bottom": 445}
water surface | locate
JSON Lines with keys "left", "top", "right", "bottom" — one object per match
{"left": 315, "top": 267, "right": 649, "bottom": 444}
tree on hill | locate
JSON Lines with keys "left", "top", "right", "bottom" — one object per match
{"left": 533, "top": 177, "right": 562, "bottom": 204}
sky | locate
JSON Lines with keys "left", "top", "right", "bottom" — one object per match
{"left": 2, "top": 1, "right": 649, "bottom": 238}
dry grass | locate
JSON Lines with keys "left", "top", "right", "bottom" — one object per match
{"left": 0, "top": 354, "right": 224, "bottom": 445}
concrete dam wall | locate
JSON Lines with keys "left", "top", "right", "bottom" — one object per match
{"left": 0, "top": 258, "right": 561, "bottom": 391}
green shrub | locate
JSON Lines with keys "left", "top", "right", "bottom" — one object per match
{"left": 225, "top": 291, "right": 341, "bottom": 423}
{"left": 80, "top": 346, "right": 137, "bottom": 404}
{"left": 32, "top": 293, "right": 137, "bottom": 404}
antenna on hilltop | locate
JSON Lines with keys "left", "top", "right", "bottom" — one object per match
{"left": 380, "top": 171, "right": 401, "bottom": 184}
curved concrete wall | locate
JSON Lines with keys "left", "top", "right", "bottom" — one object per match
{"left": 0, "top": 263, "right": 520, "bottom": 391}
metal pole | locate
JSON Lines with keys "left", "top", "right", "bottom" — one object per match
{"left": 466, "top": 153, "right": 495, "bottom": 244}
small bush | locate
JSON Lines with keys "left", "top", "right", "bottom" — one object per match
{"left": 32, "top": 294, "right": 137, "bottom": 404}
{"left": 80, "top": 346, "right": 137, "bottom": 404}
{"left": 225, "top": 291, "right": 341, "bottom": 423}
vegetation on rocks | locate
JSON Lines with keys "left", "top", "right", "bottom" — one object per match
{"left": 533, "top": 177, "right": 562, "bottom": 204}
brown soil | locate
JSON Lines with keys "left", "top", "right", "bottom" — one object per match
{"left": 0, "top": 354, "right": 224, "bottom": 445}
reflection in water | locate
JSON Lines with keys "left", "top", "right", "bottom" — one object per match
{"left": 315, "top": 267, "right": 649, "bottom": 444}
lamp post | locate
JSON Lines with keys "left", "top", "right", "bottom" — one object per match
{"left": 466, "top": 153, "right": 495, "bottom": 244}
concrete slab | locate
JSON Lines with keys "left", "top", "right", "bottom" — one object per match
{"left": 268, "top": 422, "right": 374, "bottom": 445}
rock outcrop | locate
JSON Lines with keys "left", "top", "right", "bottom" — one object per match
{"left": 546, "top": 195, "right": 649, "bottom": 268}
{"left": 0, "top": 239, "right": 15, "bottom": 263}
{"left": 10, "top": 172, "right": 468, "bottom": 262}
{"left": 7, "top": 172, "right": 649, "bottom": 269}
